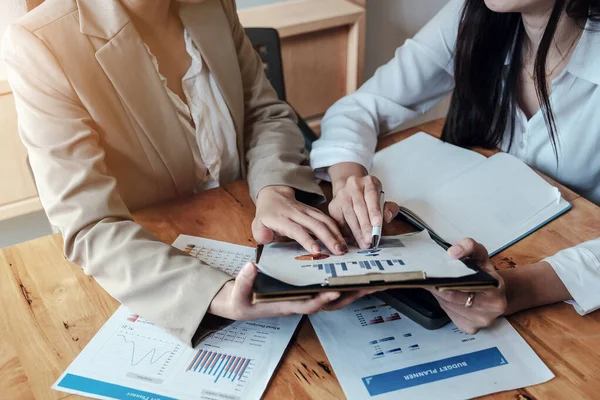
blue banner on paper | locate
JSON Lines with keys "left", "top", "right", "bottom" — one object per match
{"left": 58, "top": 374, "right": 177, "bottom": 400}
{"left": 362, "top": 347, "right": 508, "bottom": 396}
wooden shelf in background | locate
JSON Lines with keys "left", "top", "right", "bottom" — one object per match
{"left": 0, "top": 82, "right": 43, "bottom": 221}
{"left": 238, "top": 0, "right": 366, "bottom": 120}
{"left": 238, "top": 0, "right": 364, "bottom": 39}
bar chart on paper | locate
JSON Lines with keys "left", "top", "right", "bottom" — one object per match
{"left": 354, "top": 302, "right": 402, "bottom": 327}
{"left": 173, "top": 321, "right": 271, "bottom": 396}
{"left": 301, "top": 259, "right": 406, "bottom": 278}
{"left": 186, "top": 348, "right": 253, "bottom": 383}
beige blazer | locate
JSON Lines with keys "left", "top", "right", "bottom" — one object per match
{"left": 2, "top": 0, "right": 323, "bottom": 346}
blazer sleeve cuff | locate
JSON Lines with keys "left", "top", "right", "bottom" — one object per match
{"left": 544, "top": 246, "right": 600, "bottom": 315}
{"left": 163, "top": 268, "right": 234, "bottom": 347}
{"left": 249, "top": 170, "right": 325, "bottom": 204}
{"left": 192, "top": 313, "right": 236, "bottom": 347}
{"left": 309, "top": 145, "right": 374, "bottom": 181}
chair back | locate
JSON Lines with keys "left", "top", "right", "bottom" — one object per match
{"left": 244, "top": 27, "right": 319, "bottom": 150}
{"left": 244, "top": 27, "right": 287, "bottom": 102}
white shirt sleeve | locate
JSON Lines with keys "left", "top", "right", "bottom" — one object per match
{"left": 544, "top": 238, "right": 600, "bottom": 314}
{"left": 310, "top": 0, "right": 464, "bottom": 178}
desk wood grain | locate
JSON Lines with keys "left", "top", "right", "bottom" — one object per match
{"left": 2, "top": 120, "right": 599, "bottom": 400}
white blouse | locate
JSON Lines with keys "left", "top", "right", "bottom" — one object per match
{"left": 310, "top": 0, "right": 600, "bottom": 315}
{"left": 146, "top": 29, "right": 240, "bottom": 192}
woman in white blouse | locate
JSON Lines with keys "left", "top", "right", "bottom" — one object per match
{"left": 311, "top": 0, "right": 600, "bottom": 333}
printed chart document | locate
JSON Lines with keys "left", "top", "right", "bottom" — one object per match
{"left": 310, "top": 296, "right": 553, "bottom": 400}
{"left": 257, "top": 231, "right": 475, "bottom": 286}
{"left": 371, "top": 132, "right": 571, "bottom": 255}
{"left": 53, "top": 235, "right": 302, "bottom": 400}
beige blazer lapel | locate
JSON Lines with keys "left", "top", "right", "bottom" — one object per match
{"left": 77, "top": 0, "right": 196, "bottom": 196}
{"left": 179, "top": 1, "right": 245, "bottom": 164}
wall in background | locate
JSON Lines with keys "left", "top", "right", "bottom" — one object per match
{"left": 237, "top": 0, "right": 294, "bottom": 8}
{"left": 365, "top": 0, "right": 451, "bottom": 129}
{"left": 0, "top": 210, "right": 52, "bottom": 249}
{"left": 364, "top": 0, "right": 450, "bottom": 77}
{"left": 0, "top": 1, "right": 29, "bottom": 80}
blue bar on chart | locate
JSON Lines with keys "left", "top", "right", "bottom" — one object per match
{"left": 324, "top": 264, "right": 337, "bottom": 277}
{"left": 369, "top": 337, "right": 396, "bottom": 345}
{"left": 186, "top": 349, "right": 251, "bottom": 383}
{"left": 302, "top": 259, "right": 405, "bottom": 277}
{"left": 358, "top": 259, "right": 405, "bottom": 270}
{"left": 303, "top": 262, "right": 346, "bottom": 274}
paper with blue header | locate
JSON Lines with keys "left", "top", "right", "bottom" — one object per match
{"left": 52, "top": 236, "right": 302, "bottom": 400}
{"left": 310, "top": 296, "right": 553, "bottom": 399}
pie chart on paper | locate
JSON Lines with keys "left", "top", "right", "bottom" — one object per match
{"left": 294, "top": 253, "right": 330, "bottom": 261}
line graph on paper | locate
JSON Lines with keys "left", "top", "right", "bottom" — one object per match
{"left": 91, "top": 315, "right": 185, "bottom": 379}
{"left": 116, "top": 334, "right": 179, "bottom": 368}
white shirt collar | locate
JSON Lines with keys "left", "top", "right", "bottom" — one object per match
{"left": 503, "top": 19, "right": 600, "bottom": 86}
{"left": 567, "top": 19, "right": 600, "bottom": 86}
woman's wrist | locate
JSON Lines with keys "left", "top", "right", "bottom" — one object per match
{"left": 207, "top": 281, "right": 235, "bottom": 320}
{"left": 257, "top": 185, "right": 295, "bottom": 202}
{"left": 328, "top": 162, "right": 368, "bottom": 195}
{"left": 499, "top": 261, "right": 572, "bottom": 315}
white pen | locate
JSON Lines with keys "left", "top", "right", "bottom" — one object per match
{"left": 370, "top": 191, "right": 385, "bottom": 249}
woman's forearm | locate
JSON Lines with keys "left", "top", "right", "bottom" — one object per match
{"left": 499, "top": 261, "right": 572, "bottom": 315}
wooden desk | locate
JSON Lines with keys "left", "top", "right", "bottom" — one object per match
{"left": 2, "top": 119, "right": 600, "bottom": 399}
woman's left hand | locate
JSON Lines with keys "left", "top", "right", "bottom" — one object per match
{"left": 427, "top": 238, "right": 508, "bottom": 334}
{"left": 253, "top": 185, "right": 348, "bottom": 255}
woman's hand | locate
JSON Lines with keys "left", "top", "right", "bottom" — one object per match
{"left": 208, "top": 262, "right": 376, "bottom": 320}
{"left": 427, "top": 238, "right": 507, "bottom": 334}
{"left": 253, "top": 185, "right": 348, "bottom": 255}
{"left": 328, "top": 163, "right": 399, "bottom": 248}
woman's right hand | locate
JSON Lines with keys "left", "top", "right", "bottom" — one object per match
{"left": 208, "top": 262, "right": 375, "bottom": 320}
{"left": 328, "top": 163, "right": 399, "bottom": 248}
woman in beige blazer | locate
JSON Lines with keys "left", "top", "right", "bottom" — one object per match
{"left": 2, "top": 0, "right": 368, "bottom": 346}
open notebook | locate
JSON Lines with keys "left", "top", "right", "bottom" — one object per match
{"left": 371, "top": 132, "right": 571, "bottom": 256}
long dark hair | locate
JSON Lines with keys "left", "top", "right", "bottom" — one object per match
{"left": 442, "top": 0, "right": 600, "bottom": 156}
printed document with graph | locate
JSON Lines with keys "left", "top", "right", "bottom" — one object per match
{"left": 310, "top": 296, "right": 554, "bottom": 400}
{"left": 52, "top": 235, "right": 302, "bottom": 400}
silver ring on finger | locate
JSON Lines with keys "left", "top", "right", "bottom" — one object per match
{"left": 464, "top": 292, "right": 475, "bottom": 308}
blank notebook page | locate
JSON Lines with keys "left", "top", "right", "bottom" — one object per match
{"left": 372, "top": 132, "right": 566, "bottom": 254}
{"left": 403, "top": 153, "right": 562, "bottom": 253}
{"left": 371, "top": 133, "right": 485, "bottom": 204}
